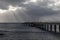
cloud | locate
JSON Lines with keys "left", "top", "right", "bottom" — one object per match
{"left": 0, "top": 0, "right": 27, "bottom": 9}
{"left": 39, "top": 13, "right": 60, "bottom": 22}
{"left": 20, "top": 0, "right": 60, "bottom": 22}
{"left": 0, "top": 0, "right": 59, "bottom": 22}
{"left": 0, "top": 0, "right": 26, "bottom": 4}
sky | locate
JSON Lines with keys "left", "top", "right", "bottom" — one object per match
{"left": 0, "top": 0, "right": 60, "bottom": 22}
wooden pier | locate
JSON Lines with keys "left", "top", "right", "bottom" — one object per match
{"left": 22, "top": 22, "right": 60, "bottom": 33}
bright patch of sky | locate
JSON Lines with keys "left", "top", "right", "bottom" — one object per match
{"left": 0, "top": 5, "right": 25, "bottom": 14}
{"left": 46, "top": 0, "right": 60, "bottom": 10}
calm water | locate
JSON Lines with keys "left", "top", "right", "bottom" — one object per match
{"left": 0, "top": 23, "right": 60, "bottom": 40}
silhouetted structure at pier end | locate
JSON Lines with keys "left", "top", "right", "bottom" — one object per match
{"left": 22, "top": 22, "right": 60, "bottom": 33}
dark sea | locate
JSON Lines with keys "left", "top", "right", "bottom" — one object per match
{"left": 0, "top": 23, "right": 60, "bottom": 40}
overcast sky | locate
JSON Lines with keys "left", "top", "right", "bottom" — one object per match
{"left": 0, "top": 0, "right": 60, "bottom": 22}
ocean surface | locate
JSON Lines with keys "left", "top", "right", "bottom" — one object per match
{"left": 0, "top": 23, "right": 60, "bottom": 40}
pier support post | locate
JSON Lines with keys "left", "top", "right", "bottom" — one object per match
{"left": 52, "top": 24, "right": 55, "bottom": 32}
{"left": 46, "top": 24, "right": 48, "bottom": 31}
{"left": 45, "top": 24, "right": 46, "bottom": 30}
{"left": 59, "top": 25, "right": 60, "bottom": 33}
{"left": 54, "top": 25, "right": 56, "bottom": 32}
{"left": 50, "top": 24, "right": 52, "bottom": 32}
{"left": 56, "top": 24, "right": 59, "bottom": 33}
{"left": 43, "top": 24, "right": 46, "bottom": 30}
{"left": 48, "top": 24, "right": 50, "bottom": 31}
{"left": 47, "top": 24, "right": 49, "bottom": 31}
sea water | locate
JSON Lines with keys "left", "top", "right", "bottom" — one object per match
{"left": 0, "top": 23, "right": 59, "bottom": 40}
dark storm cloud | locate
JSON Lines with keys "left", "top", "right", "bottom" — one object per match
{"left": 1, "top": 0, "right": 26, "bottom": 5}
{"left": 19, "top": 0, "right": 60, "bottom": 22}
{"left": 0, "top": 0, "right": 26, "bottom": 3}
{"left": 18, "top": 2, "right": 59, "bottom": 21}
{"left": 1, "top": 0, "right": 25, "bottom": 2}
{"left": 0, "top": 1, "right": 8, "bottom": 9}
{"left": 0, "top": 0, "right": 27, "bottom": 9}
